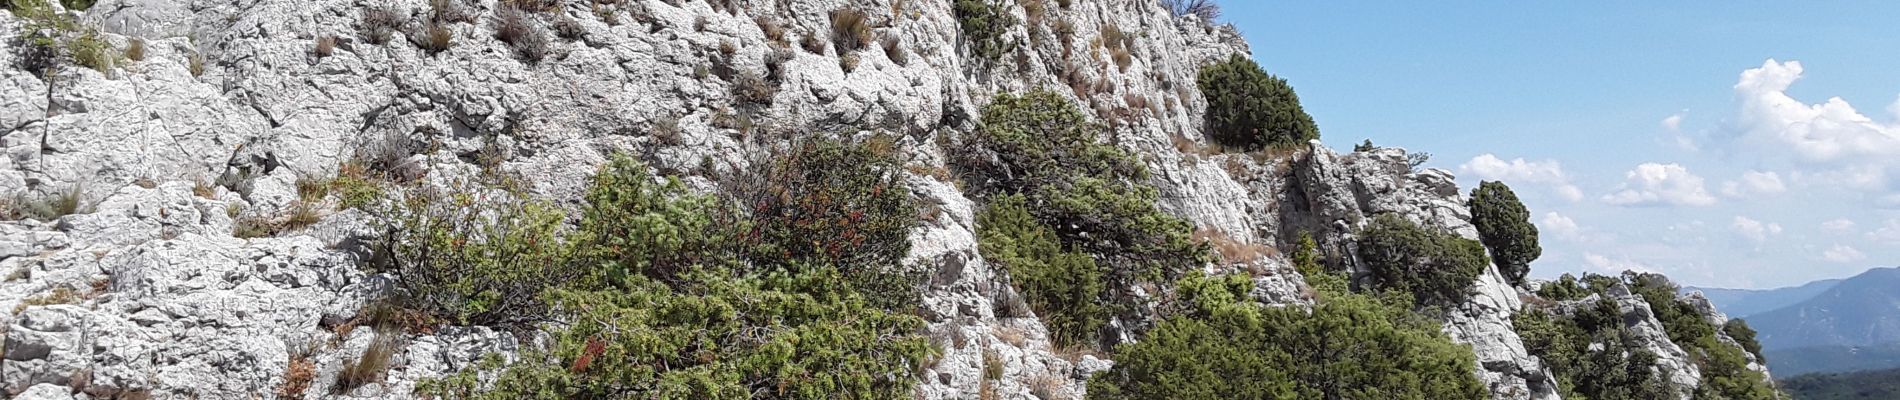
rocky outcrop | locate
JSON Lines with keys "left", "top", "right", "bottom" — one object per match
{"left": 1273, "top": 145, "right": 1561, "bottom": 400}
{"left": 0, "top": 0, "right": 1767, "bottom": 399}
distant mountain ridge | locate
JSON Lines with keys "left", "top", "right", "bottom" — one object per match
{"left": 1765, "top": 342, "right": 1900, "bottom": 376}
{"left": 1747, "top": 267, "right": 1900, "bottom": 352}
{"left": 1685, "top": 278, "right": 1842, "bottom": 318}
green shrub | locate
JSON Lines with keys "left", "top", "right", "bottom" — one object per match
{"left": 57, "top": 0, "right": 93, "bottom": 11}
{"left": 731, "top": 138, "right": 920, "bottom": 309}
{"left": 1536, "top": 273, "right": 1591, "bottom": 301}
{"left": 417, "top": 155, "right": 935, "bottom": 399}
{"left": 978, "top": 194, "right": 1108, "bottom": 348}
{"left": 1089, "top": 272, "right": 1486, "bottom": 399}
{"left": 1196, "top": 54, "right": 1318, "bottom": 151}
{"left": 9, "top": 0, "right": 117, "bottom": 76}
{"left": 952, "top": 0, "right": 1016, "bottom": 66}
{"left": 1514, "top": 305, "right": 1675, "bottom": 400}
{"left": 1629, "top": 274, "right": 1714, "bottom": 346}
{"left": 1724, "top": 318, "right": 1764, "bottom": 361}
{"left": 1468, "top": 181, "right": 1541, "bottom": 285}
{"left": 1356, "top": 214, "right": 1489, "bottom": 306}
{"left": 570, "top": 155, "right": 737, "bottom": 287}
{"left": 958, "top": 89, "right": 1210, "bottom": 337}
{"left": 375, "top": 181, "right": 574, "bottom": 327}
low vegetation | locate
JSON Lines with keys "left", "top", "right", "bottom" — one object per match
{"left": 9, "top": 0, "right": 119, "bottom": 76}
{"left": 958, "top": 89, "right": 1210, "bottom": 346}
{"left": 953, "top": 0, "right": 1017, "bottom": 66}
{"left": 1629, "top": 274, "right": 1781, "bottom": 399}
{"left": 412, "top": 145, "right": 935, "bottom": 398}
{"left": 1088, "top": 272, "right": 1486, "bottom": 399}
{"left": 1197, "top": 54, "right": 1318, "bottom": 151}
{"left": 1517, "top": 273, "right": 1783, "bottom": 399}
{"left": 978, "top": 194, "right": 1108, "bottom": 348}
{"left": 1356, "top": 213, "right": 1489, "bottom": 306}
{"left": 829, "top": 9, "right": 871, "bottom": 54}
{"left": 1779, "top": 368, "right": 1900, "bottom": 400}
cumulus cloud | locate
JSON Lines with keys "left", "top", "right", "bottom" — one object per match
{"left": 1584, "top": 253, "right": 1655, "bottom": 274}
{"left": 1821, "top": 218, "right": 1857, "bottom": 235}
{"left": 1868, "top": 219, "right": 1900, "bottom": 244}
{"left": 1459, "top": 154, "right": 1585, "bottom": 201}
{"left": 1822, "top": 244, "right": 1867, "bottom": 263}
{"left": 1728, "top": 59, "right": 1900, "bottom": 196}
{"left": 1730, "top": 216, "right": 1783, "bottom": 243}
{"left": 1601, "top": 163, "right": 1718, "bottom": 207}
{"left": 1662, "top": 113, "right": 1684, "bottom": 131}
{"left": 1720, "top": 170, "right": 1787, "bottom": 198}
{"left": 1540, "top": 212, "right": 1580, "bottom": 238}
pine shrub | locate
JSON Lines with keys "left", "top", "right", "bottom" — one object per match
{"left": 953, "top": 0, "right": 1016, "bottom": 66}
{"left": 1089, "top": 272, "right": 1487, "bottom": 399}
{"left": 1197, "top": 54, "right": 1318, "bottom": 151}
{"left": 978, "top": 194, "right": 1109, "bottom": 348}
{"left": 1469, "top": 181, "right": 1541, "bottom": 285}
{"left": 1356, "top": 213, "right": 1489, "bottom": 306}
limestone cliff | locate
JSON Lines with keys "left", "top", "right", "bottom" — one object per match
{"left": 0, "top": 0, "right": 1768, "bottom": 398}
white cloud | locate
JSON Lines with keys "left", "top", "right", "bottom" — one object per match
{"left": 1730, "top": 216, "right": 1783, "bottom": 243}
{"left": 1540, "top": 212, "right": 1580, "bottom": 238}
{"left": 1662, "top": 113, "right": 1684, "bottom": 131}
{"left": 1734, "top": 59, "right": 1900, "bottom": 163}
{"left": 1584, "top": 253, "right": 1655, "bottom": 274}
{"left": 1459, "top": 154, "right": 1585, "bottom": 201}
{"left": 1601, "top": 163, "right": 1718, "bottom": 207}
{"left": 1822, "top": 244, "right": 1867, "bottom": 263}
{"left": 1868, "top": 219, "right": 1900, "bottom": 244}
{"left": 1720, "top": 170, "right": 1787, "bottom": 198}
{"left": 1727, "top": 59, "right": 1900, "bottom": 196}
{"left": 1821, "top": 218, "right": 1857, "bottom": 235}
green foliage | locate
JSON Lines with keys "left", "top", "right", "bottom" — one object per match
{"left": 421, "top": 267, "right": 934, "bottom": 399}
{"left": 376, "top": 183, "right": 574, "bottom": 327}
{"left": 1724, "top": 319, "right": 1764, "bottom": 361}
{"left": 1196, "top": 54, "right": 1319, "bottom": 151}
{"left": 1291, "top": 231, "right": 1348, "bottom": 297}
{"left": 1626, "top": 273, "right": 1783, "bottom": 400}
{"left": 1537, "top": 273, "right": 1592, "bottom": 302}
{"left": 1515, "top": 303, "right": 1676, "bottom": 400}
{"left": 416, "top": 154, "right": 934, "bottom": 399}
{"left": 1629, "top": 274, "right": 1716, "bottom": 347}
{"left": 1354, "top": 139, "right": 1376, "bottom": 152}
{"left": 1779, "top": 368, "right": 1900, "bottom": 400}
{"left": 734, "top": 138, "right": 920, "bottom": 309}
{"left": 330, "top": 175, "right": 384, "bottom": 211}
{"left": 1089, "top": 272, "right": 1487, "bottom": 400}
{"left": 56, "top": 0, "right": 92, "bottom": 11}
{"left": 1468, "top": 181, "right": 1541, "bottom": 285}
{"left": 1355, "top": 214, "right": 1489, "bottom": 306}
{"left": 9, "top": 0, "right": 116, "bottom": 76}
{"left": 978, "top": 194, "right": 1108, "bottom": 348}
{"left": 952, "top": 0, "right": 1016, "bottom": 65}
{"left": 959, "top": 89, "right": 1210, "bottom": 340}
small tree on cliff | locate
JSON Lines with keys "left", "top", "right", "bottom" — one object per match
{"left": 1467, "top": 181, "right": 1540, "bottom": 286}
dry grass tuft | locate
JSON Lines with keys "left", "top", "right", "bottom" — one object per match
{"left": 1193, "top": 227, "right": 1274, "bottom": 265}
{"left": 314, "top": 36, "right": 335, "bottom": 57}
{"left": 331, "top": 334, "right": 400, "bottom": 393}
{"left": 829, "top": 9, "right": 872, "bottom": 53}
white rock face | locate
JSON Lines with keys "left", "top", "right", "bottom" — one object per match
{"left": 0, "top": 0, "right": 1766, "bottom": 398}
{"left": 1276, "top": 145, "right": 1561, "bottom": 400}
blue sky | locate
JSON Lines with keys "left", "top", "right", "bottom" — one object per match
{"left": 1223, "top": 2, "right": 1900, "bottom": 288}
